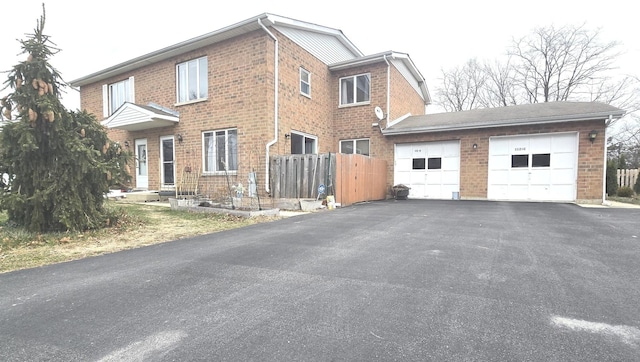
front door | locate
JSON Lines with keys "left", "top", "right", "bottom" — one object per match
{"left": 160, "top": 136, "right": 175, "bottom": 188}
{"left": 134, "top": 138, "right": 148, "bottom": 189}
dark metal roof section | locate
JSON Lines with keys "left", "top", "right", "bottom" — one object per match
{"left": 382, "top": 102, "right": 626, "bottom": 135}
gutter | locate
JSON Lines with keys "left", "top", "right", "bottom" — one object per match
{"left": 381, "top": 112, "right": 626, "bottom": 136}
{"left": 383, "top": 55, "right": 390, "bottom": 126}
{"left": 259, "top": 19, "right": 279, "bottom": 194}
{"left": 602, "top": 114, "right": 613, "bottom": 203}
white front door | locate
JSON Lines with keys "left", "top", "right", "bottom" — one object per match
{"left": 134, "top": 138, "right": 148, "bottom": 189}
{"left": 160, "top": 136, "right": 175, "bottom": 188}
{"left": 487, "top": 133, "right": 578, "bottom": 201}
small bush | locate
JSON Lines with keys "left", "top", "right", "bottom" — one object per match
{"left": 605, "top": 161, "right": 618, "bottom": 196}
{"left": 617, "top": 186, "right": 634, "bottom": 198}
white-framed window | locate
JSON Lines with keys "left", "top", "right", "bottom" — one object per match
{"left": 339, "top": 73, "right": 370, "bottom": 106}
{"left": 102, "top": 77, "right": 134, "bottom": 117}
{"left": 203, "top": 128, "right": 237, "bottom": 173}
{"left": 300, "top": 68, "right": 311, "bottom": 97}
{"left": 177, "top": 56, "right": 208, "bottom": 103}
{"left": 340, "top": 138, "right": 370, "bottom": 156}
{"left": 290, "top": 131, "right": 317, "bottom": 154}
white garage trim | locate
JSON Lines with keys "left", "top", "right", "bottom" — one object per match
{"left": 394, "top": 140, "right": 460, "bottom": 199}
{"left": 487, "top": 132, "right": 578, "bottom": 202}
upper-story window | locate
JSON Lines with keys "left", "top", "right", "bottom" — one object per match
{"left": 339, "top": 73, "right": 370, "bottom": 106}
{"left": 300, "top": 68, "right": 311, "bottom": 97}
{"left": 177, "top": 56, "right": 208, "bottom": 103}
{"left": 102, "top": 77, "right": 134, "bottom": 117}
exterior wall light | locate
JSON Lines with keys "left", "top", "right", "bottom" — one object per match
{"left": 588, "top": 130, "right": 598, "bottom": 143}
{"left": 472, "top": 143, "right": 478, "bottom": 149}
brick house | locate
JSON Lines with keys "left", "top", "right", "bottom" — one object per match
{"left": 70, "top": 13, "right": 429, "bottom": 202}
{"left": 70, "top": 13, "right": 624, "bottom": 205}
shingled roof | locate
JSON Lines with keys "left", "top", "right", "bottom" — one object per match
{"left": 382, "top": 102, "right": 625, "bottom": 135}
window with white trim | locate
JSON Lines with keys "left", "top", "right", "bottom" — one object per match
{"left": 102, "top": 77, "right": 134, "bottom": 117}
{"left": 339, "top": 73, "right": 370, "bottom": 106}
{"left": 339, "top": 139, "right": 370, "bottom": 156}
{"left": 203, "top": 129, "right": 237, "bottom": 173}
{"left": 177, "top": 57, "right": 208, "bottom": 103}
{"left": 291, "top": 131, "right": 317, "bottom": 154}
{"left": 300, "top": 68, "right": 311, "bottom": 97}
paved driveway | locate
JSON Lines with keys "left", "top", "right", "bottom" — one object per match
{"left": 1, "top": 200, "right": 639, "bottom": 361}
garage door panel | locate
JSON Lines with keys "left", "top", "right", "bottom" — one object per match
{"left": 426, "top": 172, "right": 442, "bottom": 185}
{"left": 441, "top": 157, "right": 459, "bottom": 171}
{"left": 441, "top": 170, "right": 459, "bottom": 185}
{"left": 410, "top": 172, "right": 425, "bottom": 185}
{"left": 396, "top": 145, "right": 413, "bottom": 158}
{"left": 530, "top": 137, "right": 551, "bottom": 153}
{"left": 530, "top": 169, "right": 551, "bottom": 184}
{"left": 552, "top": 153, "right": 574, "bottom": 167}
{"left": 550, "top": 169, "right": 575, "bottom": 184}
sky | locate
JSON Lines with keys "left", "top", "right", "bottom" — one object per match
{"left": 1, "top": 0, "right": 639, "bottom": 119}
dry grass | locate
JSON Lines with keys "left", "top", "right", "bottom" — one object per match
{"left": 0, "top": 201, "right": 279, "bottom": 274}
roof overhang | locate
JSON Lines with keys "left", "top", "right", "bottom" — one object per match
{"left": 70, "top": 13, "right": 362, "bottom": 87}
{"left": 102, "top": 103, "right": 179, "bottom": 131}
{"left": 329, "top": 51, "right": 431, "bottom": 105}
{"left": 382, "top": 103, "right": 626, "bottom": 136}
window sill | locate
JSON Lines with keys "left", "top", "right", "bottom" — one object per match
{"left": 202, "top": 171, "right": 238, "bottom": 177}
{"left": 300, "top": 92, "right": 311, "bottom": 99}
{"left": 338, "top": 101, "right": 370, "bottom": 109}
{"left": 174, "top": 98, "right": 208, "bottom": 107}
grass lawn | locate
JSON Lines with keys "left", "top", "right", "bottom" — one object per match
{"left": 0, "top": 201, "right": 278, "bottom": 274}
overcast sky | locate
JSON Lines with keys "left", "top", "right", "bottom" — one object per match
{"left": 2, "top": 0, "right": 638, "bottom": 116}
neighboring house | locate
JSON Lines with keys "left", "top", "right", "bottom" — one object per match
{"left": 70, "top": 13, "right": 429, "bottom": 201}
{"left": 70, "top": 13, "right": 623, "bottom": 205}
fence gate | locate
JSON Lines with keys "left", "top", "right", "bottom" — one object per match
{"left": 270, "top": 153, "right": 388, "bottom": 206}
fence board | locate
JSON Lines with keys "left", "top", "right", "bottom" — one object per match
{"left": 617, "top": 169, "right": 638, "bottom": 189}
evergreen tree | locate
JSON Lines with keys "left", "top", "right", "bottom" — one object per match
{"left": 0, "top": 5, "right": 131, "bottom": 232}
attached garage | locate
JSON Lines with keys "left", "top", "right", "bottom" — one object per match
{"left": 487, "top": 133, "right": 578, "bottom": 201}
{"left": 394, "top": 140, "right": 460, "bottom": 199}
{"left": 382, "top": 102, "right": 626, "bottom": 204}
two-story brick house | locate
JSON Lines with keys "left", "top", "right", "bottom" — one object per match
{"left": 70, "top": 13, "right": 429, "bottom": 201}
{"left": 71, "top": 13, "right": 624, "bottom": 205}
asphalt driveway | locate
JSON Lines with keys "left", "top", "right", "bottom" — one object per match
{"left": 1, "top": 200, "right": 639, "bottom": 361}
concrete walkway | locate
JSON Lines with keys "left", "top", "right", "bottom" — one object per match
{"left": 579, "top": 200, "right": 640, "bottom": 208}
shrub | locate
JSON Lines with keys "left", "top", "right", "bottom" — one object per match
{"left": 605, "top": 161, "right": 618, "bottom": 196}
{"left": 617, "top": 186, "right": 634, "bottom": 198}
{"left": 635, "top": 176, "right": 640, "bottom": 194}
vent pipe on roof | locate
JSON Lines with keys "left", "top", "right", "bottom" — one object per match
{"left": 259, "top": 18, "right": 279, "bottom": 194}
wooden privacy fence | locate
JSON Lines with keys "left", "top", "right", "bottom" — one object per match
{"left": 270, "top": 153, "right": 388, "bottom": 206}
{"left": 617, "top": 169, "right": 638, "bottom": 188}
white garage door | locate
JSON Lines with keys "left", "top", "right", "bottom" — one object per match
{"left": 488, "top": 133, "right": 578, "bottom": 202}
{"left": 394, "top": 141, "right": 460, "bottom": 199}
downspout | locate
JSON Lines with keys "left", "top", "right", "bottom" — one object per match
{"left": 383, "top": 55, "right": 391, "bottom": 126}
{"left": 259, "top": 19, "right": 279, "bottom": 194}
{"left": 602, "top": 114, "right": 613, "bottom": 204}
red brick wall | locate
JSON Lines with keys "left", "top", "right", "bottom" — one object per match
{"left": 383, "top": 119, "right": 607, "bottom": 202}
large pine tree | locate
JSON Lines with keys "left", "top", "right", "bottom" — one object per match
{"left": 0, "top": 5, "right": 131, "bottom": 232}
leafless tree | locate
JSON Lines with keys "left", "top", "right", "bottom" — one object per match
{"left": 509, "top": 24, "right": 620, "bottom": 103}
{"left": 480, "top": 58, "right": 520, "bottom": 108}
{"left": 436, "top": 59, "right": 487, "bottom": 111}
{"left": 435, "top": 23, "right": 635, "bottom": 113}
